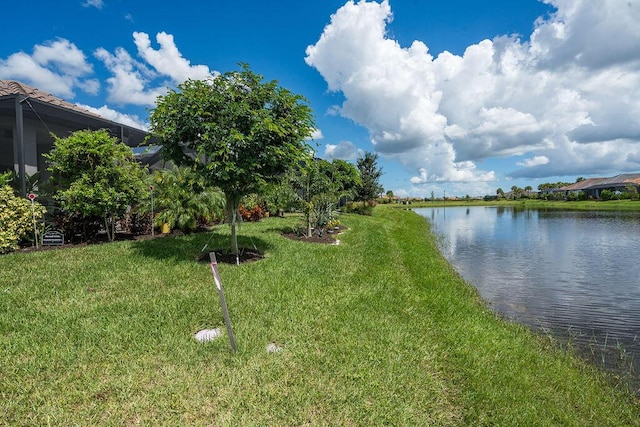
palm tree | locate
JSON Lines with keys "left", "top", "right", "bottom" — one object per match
{"left": 148, "top": 166, "right": 225, "bottom": 232}
{"left": 511, "top": 185, "right": 520, "bottom": 199}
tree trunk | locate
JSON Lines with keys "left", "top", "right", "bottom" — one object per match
{"left": 225, "top": 193, "right": 241, "bottom": 255}
{"left": 104, "top": 213, "right": 112, "bottom": 242}
{"left": 306, "top": 202, "right": 313, "bottom": 238}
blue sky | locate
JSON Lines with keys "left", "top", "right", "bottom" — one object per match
{"left": 2, "top": 0, "right": 639, "bottom": 197}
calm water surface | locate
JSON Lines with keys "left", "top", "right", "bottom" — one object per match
{"left": 415, "top": 206, "right": 640, "bottom": 382}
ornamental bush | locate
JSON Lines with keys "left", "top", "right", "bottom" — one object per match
{"left": 146, "top": 166, "right": 225, "bottom": 233}
{"left": 0, "top": 185, "right": 46, "bottom": 253}
{"left": 45, "top": 129, "right": 148, "bottom": 242}
{"left": 600, "top": 189, "right": 615, "bottom": 201}
{"left": 238, "top": 204, "right": 265, "bottom": 222}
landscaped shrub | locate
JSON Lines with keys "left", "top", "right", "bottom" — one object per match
{"left": 238, "top": 204, "right": 265, "bottom": 222}
{"left": 310, "top": 195, "right": 337, "bottom": 235}
{"left": 567, "top": 192, "right": 580, "bottom": 201}
{"left": 45, "top": 129, "right": 149, "bottom": 242}
{"left": 147, "top": 166, "right": 225, "bottom": 232}
{"left": 327, "top": 218, "right": 341, "bottom": 229}
{"left": 343, "top": 201, "right": 374, "bottom": 216}
{"left": 0, "top": 185, "right": 46, "bottom": 253}
{"left": 50, "top": 211, "right": 102, "bottom": 243}
{"left": 120, "top": 211, "right": 153, "bottom": 235}
{"left": 600, "top": 189, "right": 615, "bottom": 201}
{"left": 0, "top": 171, "right": 12, "bottom": 186}
{"left": 621, "top": 185, "right": 639, "bottom": 200}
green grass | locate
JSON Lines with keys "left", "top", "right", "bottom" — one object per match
{"left": 1, "top": 208, "right": 639, "bottom": 425}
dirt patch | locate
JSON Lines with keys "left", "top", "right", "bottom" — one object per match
{"left": 197, "top": 248, "right": 264, "bottom": 265}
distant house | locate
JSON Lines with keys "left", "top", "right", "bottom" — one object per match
{"left": 553, "top": 174, "right": 640, "bottom": 198}
{"left": 378, "top": 193, "right": 401, "bottom": 203}
{"left": 0, "top": 80, "right": 156, "bottom": 196}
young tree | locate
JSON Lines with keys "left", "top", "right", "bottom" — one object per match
{"left": 262, "top": 172, "right": 301, "bottom": 216}
{"left": 149, "top": 64, "right": 315, "bottom": 254}
{"left": 45, "top": 129, "right": 148, "bottom": 242}
{"left": 264, "top": 157, "right": 358, "bottom": 235}
{"left": 329, "top": 159, "right": 360, "bottom": 202}
{"left": 355, "top": 151, "right": 383, "bottom": 206}
{"left": 296, "top": 157, "right": 336, "bottom": 237}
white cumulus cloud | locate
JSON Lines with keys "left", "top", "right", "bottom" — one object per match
{"left": 94, "top": 46, "right": 163, "bottom": 106}
{"left": 0, "top": 39, "right": 97, "bottom": 98}
{"left": 306, "top": 0, "right": 640, "bottom": 186}
{"left": 0, "top": 30, "right": 213, "bottom": 130}
{"left": 517, "top": 156, "right": 550, "bottom": 167}
{"left": 133, "top": 32, "right": 212, "bottom": 83}
{"left": 95, "top": 32, "right": 214, "bottom": 107}
{"left": 78, "top": 104, "right": 148, "bottom": 130}
{"left": 323, "top": 140, "right": 360, "bottom": 160}
{"left": 310, "top": 128, "right": 324, "bottom": 140}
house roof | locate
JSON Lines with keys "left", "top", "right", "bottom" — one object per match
{"left": 558, "top": 174, "right": 640, "bottom": 192}
{"left": 0, "top": 79, "right": 154, "bottom": 147}
{"left": 0, "top": 80, "right": 103, "bottom": 119}
{"left": 558, "top": 178, "right": 608, "bottom": 192}
{"left": 594, "top": 173, "right": 640, "bottom": 187}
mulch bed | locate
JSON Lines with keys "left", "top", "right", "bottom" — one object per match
{"left": 197, "top": 248, "right": 264, "bottom": 265}
{"left": 281, "top": 225, "right": 347, "bottom": 245}
{"left": 281, "top": 232, "right": 339, "bottom": 244}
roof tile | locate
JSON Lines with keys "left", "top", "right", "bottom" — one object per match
{"left": 0, "top": 79, "right": 102, "bottom": 119}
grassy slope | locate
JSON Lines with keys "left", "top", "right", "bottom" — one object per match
{"left": 1, "top": 207, "right": 638, "bottom": 425}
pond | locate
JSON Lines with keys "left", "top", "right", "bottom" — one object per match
{"left": 415, "top": 206, "right": 640, "bottom": 385}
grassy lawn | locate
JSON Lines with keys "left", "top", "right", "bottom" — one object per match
{"left": 1, "top": 207, "right": 639, "bottom": 425}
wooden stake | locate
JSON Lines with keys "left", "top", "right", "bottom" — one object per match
{"left": 209, "top": 252, "right": 237, "bottom": 354}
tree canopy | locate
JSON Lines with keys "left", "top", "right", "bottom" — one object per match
{"left": 329, "top": 159, "right": 360, "bottom": 201}
{"left": 537, "top": 182, "right": 572, "bottom": 191}
{"left": 291, "top": 157, "right": 355, "bottom": 237}
{"left": 355, "top": 151, "right": 383, "bottom": 205}
{"left": 262, "top": 157, "right": 359, "bottom": 235}
{"left": 45, "top": 129, "right": 148, "bottom": 241}
{"left": 149, "top": 64, "right": 315, "bottom": 254}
